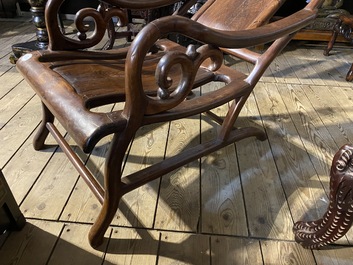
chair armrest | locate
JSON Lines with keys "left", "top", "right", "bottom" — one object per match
{"left": 124, "top": 0, "right": 323, "bottom": 115}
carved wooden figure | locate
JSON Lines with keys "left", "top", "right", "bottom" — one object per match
{"left": 16, "top": 0, "right": 324, "bottom": 248}
{"left": 294, "top": 144, "right": 353, "bottom": 249}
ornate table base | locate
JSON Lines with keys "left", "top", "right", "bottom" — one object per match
{"left": 294, "top": 144, "right": 353, "bottom": 249}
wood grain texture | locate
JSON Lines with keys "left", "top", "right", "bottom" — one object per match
{"left": 0, "top": 67, "right": 24, "bottom": 99}
{"left": 47, "top": 223, "right": 108, "bottom": 265}
{"left": 20, "top": 133, "right": 86, "bottom": 219}
{"left": 236, "top": 92, "right": 293, "bottom": 240}
{"left": 0, "top": 96, "right": 41, "bottom": 168}
{"left": 112, "top": 122, "right": 169, "bottom": 228}
{"left": 104, "top": 227, "right": 159, "bottom": 265}
{"left": 0, "top": 220, "right": 64, "bottom": 265}
{"left": 211, "top": 236, "right": 262, "bottom": 265}
{"left": 158, "top": 232, "right": 210, "bottom": 265}
{"left": 200, "top": 82, "right": 247, "bottom": 236}
{"left": 154, "top": 114, "right": 201, "bottom": 232}
{"left": 254, "top": 82, "right": 327, "bottom": 222}
{"left": 261, "top": 240, "right": 316, "bottom": 265}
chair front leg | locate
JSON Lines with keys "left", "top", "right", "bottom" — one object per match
{"left": 346, "top": 63, "right": 353, "bottom": 82}
{"left": 88, "top": 131, "right": 133, "bottom": 248}
{"left": 33, "top": 102, "right": 54, "bottom": 150}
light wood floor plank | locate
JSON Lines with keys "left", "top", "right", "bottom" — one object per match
{"left": 104, "top": 227, "right": 159, "bottom": 265}
{"left": 113, "top": 122, "right": 169, "bottom": 228}
{"left": 20, "top": 134, "right": 86, "bottom": 219}
{"left": 158, "top": 232, "right": 210, "bottom": 265}
{"left": 0, "top": 96, "right": 41, "bottom": 168}
{"left": 290, "top": 47, "right": 328, "bottom": 86}
{"left": 313, "top": 247, "right": 353, "bottom": 265}
{"left": 0, "top": 67, "right": 23, "bottom": 99}
{"left": 261, "top": 240, "right": 316, "bottom": 265}
{"left": 47, "top": 223, "right": 108, "bottom": 265}
{"left": 154, "top": 115, "right": 201, "bottom": 232}
{"left": 0, "top": 80, "right": 34, "bottom": 129}
{"left": 200, "top": 82, "right": 247, "bottom": 236}
{"left": 211, "top": 236, "right": 263, "bottom": 265}
{"left": 0, "top": 220, "right": 64, "bottom": 265}
{"left": 236, "top": 93, "right": 293, "bottom": 240}
{"left": 59, "top": 105, "right": 115, "bottom": 224}
{"left": 254, "top": 82, "right": 327, "bottom": 222}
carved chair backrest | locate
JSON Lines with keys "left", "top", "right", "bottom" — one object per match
{"left": 192, "top": 0, "right": 286, "bottom": 30}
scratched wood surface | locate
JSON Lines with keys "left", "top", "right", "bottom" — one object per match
{"left": 1, "top": 18, "right": 353, "bottom": 264}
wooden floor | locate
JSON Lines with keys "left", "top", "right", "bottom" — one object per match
{"left": 1, "top": 17, "right": 353, "bottom": 265}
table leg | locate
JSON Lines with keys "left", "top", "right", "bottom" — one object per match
{"left": 11, "top": 0, "right": 48, "bottom": 63}
{"left": 293, "top": 144, "right": 353, "bottom": 249}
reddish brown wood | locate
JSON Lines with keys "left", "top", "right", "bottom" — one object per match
{"left": 16, "top": 0, "right": 324, "bottom": 248}
{"left": 294, "top": 144, "right": 353, "bottom": 249}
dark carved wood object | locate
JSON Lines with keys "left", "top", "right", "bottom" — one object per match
{"left": 323, "top": 14, "right": 353, "bottom": 81}
{"left": 11, "top": 0, "right": 49, "bottom": 62}
{"left": 294, "top": 144, "right": 353, "bottom": 249}
{"left": 16, "top": 0, "right": 324, "bottom": 248}
{"left": 0, "top": 170, "right": 26, "bottom": 236}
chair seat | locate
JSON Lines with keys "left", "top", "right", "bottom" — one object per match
{"left": 51, "top": 50, "right": 215, "bottom": 108}
{"left": 18, "top": 40, "right": 221, "bottom": 152}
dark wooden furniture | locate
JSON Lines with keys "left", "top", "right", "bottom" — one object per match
{"left": 11, "top": 0, "right": 49, "bottom": 63}
{"left": 294, "top": 144, "right": 353, "bottom": 249}
{"left": 103, "top": 1, "right": 199, "bottom": 48}
{"left": 323, "top": 14, "right": 353, "bottom": 81}
{"left": 0, "top": 0, "right": 17, "bottom": 17}
{"left": 0, "top": 170, "right": 26, "bottom": 235}
{"left": 16, "top": 0, "right": 324, "bottom": 248}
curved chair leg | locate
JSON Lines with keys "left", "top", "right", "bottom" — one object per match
{"left": 293, "top": 144, "right": 353, "bottom": 249}
{"left": 33, "top": 102, "right": 54, "bottom": 150}
{"left": 323, "top": 30, "right": 339, "bottom": 56}
{"left": 88, "top": 132, "right": 132, "bottom": 248}
{"left": 346, "top": 63, "right": 353, "bottom": 82}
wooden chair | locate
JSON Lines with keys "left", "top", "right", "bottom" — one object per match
{"left": 16, "top": 0, "right": 324, "bottom": 248}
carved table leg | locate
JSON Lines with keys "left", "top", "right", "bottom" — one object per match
{"left": 293, "top": 144, "right": 353, "bottom": 249}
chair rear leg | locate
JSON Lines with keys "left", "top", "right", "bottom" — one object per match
{"left": 346, "top": 63, "right": 353, "bottom": 82}
{"left": 33, "top": 102, "right": 54, "bottom": 150}
{"left": 323, "top": 22, "right": 341, "bottom": 56}
{"left": 218, "top": 96, "right": 267, "bottom": 142}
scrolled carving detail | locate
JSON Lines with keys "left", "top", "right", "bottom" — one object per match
{"left": 74, "top": 6, "right": 128, "bottom": 45}
{"left": 146, "top": 44, "right": 223, "bottom": 114}
{"left": 293, "top": 144, "right": 353, "bottom": 249}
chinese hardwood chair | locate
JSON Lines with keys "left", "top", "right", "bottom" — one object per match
{"left": 16, "top": 0, "right": 324, "bottom": 248}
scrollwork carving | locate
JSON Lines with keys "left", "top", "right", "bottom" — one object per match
{"left": 74, "top": 6, "right": 128, "bottom": 46}
{"left": 46, "top": 0, "right": 128, "bottom": 50}
{"left": 146, "top": 44, "right": 223, "bottom": 114}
